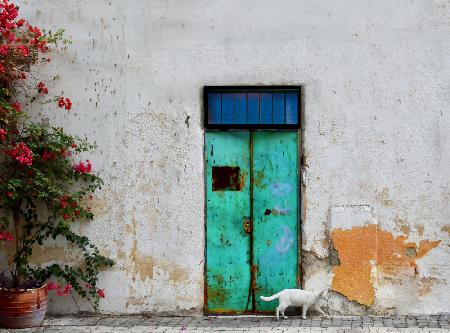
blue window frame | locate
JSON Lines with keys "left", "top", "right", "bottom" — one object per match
{"left": 204, "top": 86, "right": 301, "bottom": 130}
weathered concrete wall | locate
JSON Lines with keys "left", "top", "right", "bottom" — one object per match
{"left": 1, "top": 0, "right": 448, "bottom": 315}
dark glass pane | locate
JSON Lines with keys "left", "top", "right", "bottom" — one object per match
{"left": 260, "top": 93, "right": 273, "bottom": 124}
{"left": 234, "top": 93, "right": 247, "bottom": 124}
{"left": 208, "top": 93, "right": 221, "bottom": 124}
{"left": 248, "top": 93, "right": 259, "bottom": 124}
{"left": 222, "top": 93, "right": 234, "bottom": 124}
{"left": 286, "top": 93, "right": 298, "bottom": 125}
{"left": 273, "top": 93, "right": 285, "bottom": 124}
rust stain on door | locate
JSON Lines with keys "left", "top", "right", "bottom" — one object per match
{"left": 212, "top": 166, "right": 244, "bottom": 191}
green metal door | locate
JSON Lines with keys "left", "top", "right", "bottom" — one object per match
{"left": 252, "top": 132, "right": 299, "bottom": 311}
{"left": 205, "top": 131, "right": 299, "bottom": 314}
{"left": 206, "top": 132, "right": 251, "bottom": 313}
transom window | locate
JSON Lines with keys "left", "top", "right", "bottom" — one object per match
{"left": 204, "top": 86, "right": 301, "bottom": 130}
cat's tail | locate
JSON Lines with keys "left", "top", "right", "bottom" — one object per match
{"left": 260, "top": 292, "right": 282, "bottom": 302}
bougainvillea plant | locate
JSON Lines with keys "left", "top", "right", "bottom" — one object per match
{"left": 0, "top": 0, "right": 113, "bottom": 309}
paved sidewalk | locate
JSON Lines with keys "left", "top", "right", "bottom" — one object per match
{"left": 1, "top": 315, "right": 449, "bottom": 332}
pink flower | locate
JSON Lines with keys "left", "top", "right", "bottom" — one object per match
{"left": 37, "top": 82, "right": 48, "bottom": 94}
{"left": 58, "top": 97, "right": 65, "bottom": 108}
{"left": 64, "top": 98, "right": 72, "bottom": 110}
{"left": 57, "top": 97, "right": 72, "bottom": 111}
{"left": 47, "top": 282, "right": 59, "bottom": 290}
{"left": 0, "top": 231, "right": 13, "bottom": 241}
{"left": 97, "top": 289, "right": 105, "bottom": 298}
{"left": 56, "top": 290, "right": 66, "bottom": 296}
{"left": 2, "top": 2, "right": 18, "bottom": 21}
{"left": 59, "top": 148, "right": 72, "bottom": 157}
{"left": 11, "top": 102, "right": 21, "bottom": 112}
{"left": 5, "top": 142, "right": 33, "bottom": 166}
{"left": 41, "top": 150, "right": 55, "bottom": 161}
{"left": 0, "top": 128, "right": 6, "bottom": 140}
{"left": 56, "top": 284, "right": 72, "bottom": 296}
{"left": 30, "top": 26, "right": 42, "bottom": 38}
{"left": 27, "top": 25, "right": 42, "bottom": 38}
{"left": 73, "top": 160, "right": 92, "bottom": 174}
{"left": 0, "top": 44, "right": 9, "bottom": 55}
{"left": 16, "top": 44, "right": 29, "bottom": 57}
{"left": 59, "top": 195, "right": 69, "bottom": 204}
{"left": 16, "top": 18, "right": 25, "bottom": 27}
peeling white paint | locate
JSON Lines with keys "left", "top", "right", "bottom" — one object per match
{"left": 329, "top": 205, "right": 376, "bottom": 230}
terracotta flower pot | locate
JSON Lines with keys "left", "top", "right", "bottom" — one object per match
{"left": 0, "top": 284, "right": 48, "bottom": 329}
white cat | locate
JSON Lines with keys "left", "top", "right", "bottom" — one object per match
{"left": 260, "top": 288, "right": 328, "bottom": 320}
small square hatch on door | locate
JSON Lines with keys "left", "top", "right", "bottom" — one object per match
{"left": 212, "top": 166, "right": 242, "bottom": 191}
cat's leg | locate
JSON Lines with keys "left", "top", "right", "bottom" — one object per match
{"left": 276, "top": 306, "right": 281, "bottom": 321}
{"left": 281, "top": 308, "right": 288, "bottom": 319}
{"left": 315, "top": 305, "right": 327, "bottom": 317}
{"left": 301, "top": 305, "right": 309, "bottom": 319}
{"left": 312, "top": 304, "right": 326, "bottom": 317}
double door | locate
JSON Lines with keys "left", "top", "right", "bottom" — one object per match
{"left": 205, "top": 131, "right": 299, "bottom": 313}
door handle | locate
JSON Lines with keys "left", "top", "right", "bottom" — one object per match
{"left": 243, "top": 217, "right": 252, "bottom": 235}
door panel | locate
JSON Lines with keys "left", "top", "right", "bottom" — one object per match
{"left": 205, "top": 132, "right": 251, "bottom": 312}
{"left": 205, "top": 131, "right": 299, "bottom": 313}
{"left": 253, "top": 132, "right": 299, "bottom": 311}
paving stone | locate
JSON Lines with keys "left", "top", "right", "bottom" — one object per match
{"left": 3, "top": 315, "right": 448, "bottom": 332}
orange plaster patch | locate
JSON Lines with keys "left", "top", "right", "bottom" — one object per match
{"left": 416, "top": 240, "right": 441, "bottom": 259}
{"left": 331, "top": 225, "right": 377, "bottom": 306}
{"left": 331, "top": 225, "right": 440, "bottom": 306}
